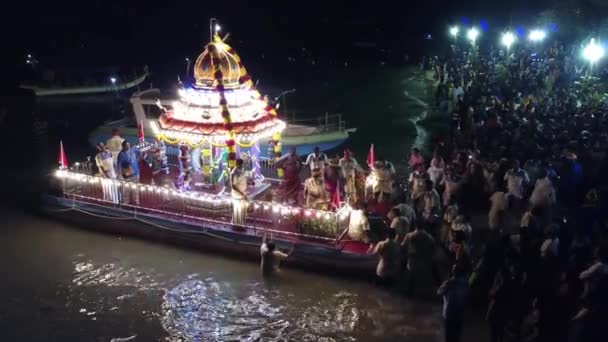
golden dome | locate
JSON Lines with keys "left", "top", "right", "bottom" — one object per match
{"left": 193, "top": 37, "right": 244, "bottom": 89}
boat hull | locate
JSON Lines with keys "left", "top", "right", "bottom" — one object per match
{"left": 42, "top": 195, "right": 375, "bottom": 275}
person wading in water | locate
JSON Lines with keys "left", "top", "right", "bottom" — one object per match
{"left": 260, "top": 234, "right": 295, "bottom": 277}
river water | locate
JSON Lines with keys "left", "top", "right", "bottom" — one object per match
{"left": 0, "top": 66, "right": 456, "bottom": 341}
{"left": 1, "top": 207, "right": 442, "bottom": 341}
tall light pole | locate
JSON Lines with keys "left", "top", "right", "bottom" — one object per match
{"left": 449, "top": 26, "right": 459, "bottom": 41}
{"left": 467, "top": 27, "right": 480, "bottom": 45}
{"left": 583, "top": 38, "right": 605, "bottom": 74}
{"left": 185, "top": 57, "right": 191, "bottom": 76}
{"left": 501, "top": 31, "right": 516, "bottom": 51}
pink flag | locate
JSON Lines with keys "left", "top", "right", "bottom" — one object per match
{"left": 58, "top": 140, "right": 68, "bottom": 169}
{"left": 137, "top": 120, "right": 145, "bottom": 143}
{"left": 332, "top": 178, "right": 341, "bottom": 209}
{"left": 366, "top": 143, "right": 375, "bottom": 167}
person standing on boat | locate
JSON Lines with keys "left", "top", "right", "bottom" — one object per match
{"left": 105, "top": 128, "right": 125, "bottom": 169}
{"left": 230, "top": 158, "right": 248, "bottom": 225}
{"left": 95, "top": 142, "right": 118, "bottom": 203}
{"left": 117, "top": 141, "right": 141, "bottom": 205}
{"left": 260, "top": 234, "right": 295, "bottom": 277}
{"left": 304, "top": 167, "right": 329, "bottom": 209}
{"left": 304, "top": 146, "right": 327, "bottom": 176}
{"left": 277, "top": 147, "right": 301, "bottom": 204}
{"left": 178, "top": 144, "right": 192, "bottom": 175}
{"left": 324, "top": 157, "right": 341, "bottom": 206}
{"left": 339, "top": 149, "right": 365, "bottom": 203}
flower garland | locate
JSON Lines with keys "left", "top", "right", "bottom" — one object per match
{"left": 155, "top": 133, "right": 258, "bottom": 149}
{"left": 209, "top": 41, "right": 237, "bottom": 169}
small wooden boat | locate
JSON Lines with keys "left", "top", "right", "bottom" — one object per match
{"left": 20, "top": 72, "right": 149, "bottom": 96}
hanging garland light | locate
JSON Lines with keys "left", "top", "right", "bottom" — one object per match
{"left": 209, "top": 39, "right": 237, "bottom": 169}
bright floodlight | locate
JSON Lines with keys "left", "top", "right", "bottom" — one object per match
{"left": 215, "top": 24, "right": 221, "bottom": 32}
{"left": 583, "top": 38, "right": 605, "bottom": 64}
{"left": 110, "top": 77, "right": 116, "bottom": 84}
{"left": 467, "top": 27, "right": 480, "bottom": 44}
{"left": 501, "top": 32, "right": 516, "bottom": 49}
{"left": 450, "top": 26, "right": 459, "bottom": 37}
{"left": 528, "top": 29, "right": 547, "bottom": 42}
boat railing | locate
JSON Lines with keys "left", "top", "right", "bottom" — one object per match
{"left": 53, "top": 169, "right": 352, "bottom": 245}
{"left": 285, "top": 112, "right": 346, "bottom": 133}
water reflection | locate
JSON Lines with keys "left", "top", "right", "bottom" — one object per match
{"left": 70, "top": 257, "right": 442, "bottom": 341}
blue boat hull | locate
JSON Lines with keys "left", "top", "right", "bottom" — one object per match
{"left": 89, "top": 127, "right": 351, "bottom": 158}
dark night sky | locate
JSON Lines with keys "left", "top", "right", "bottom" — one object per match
{"left": 3, "top": 0, "right": 558, "bottom": 79}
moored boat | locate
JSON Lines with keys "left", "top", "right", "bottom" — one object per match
{"left": 21, "top": 70, "right": 149, "bottom": 96}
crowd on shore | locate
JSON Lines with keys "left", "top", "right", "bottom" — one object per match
{"left": 274, "top": 41, "right": 608, "bottom": 342}
{"left": 417, "top": 40, "right": 607, "bottom": 341}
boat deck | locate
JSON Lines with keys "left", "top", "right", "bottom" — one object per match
{"left": 52, "top": 168, "right": 372, "bottom": 258}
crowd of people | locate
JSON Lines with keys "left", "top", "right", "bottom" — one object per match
{"left": 415, "top": 39, "right": 608, "bottom": 341}
{"left": 273, "top": 40, "right": 608, "bottom": 342}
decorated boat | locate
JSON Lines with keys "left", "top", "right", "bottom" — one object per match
{"left": 88, "top": 35, "right": 355, "bottom": 158}
{"left": 44, "top": 33, "right": 374, "bottom": 274}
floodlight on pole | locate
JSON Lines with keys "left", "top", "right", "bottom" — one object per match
{"left": 215, "top": 24, "right": 221, "bottom": 32}
{"left": 583, "top": 38, "right": 605, "bottom": 65}
{"left": 467, "top": 27, "right": 479, "bottom": 44}
{"left": 501, "top": 31, "right": 516, "bottom": 50}
{"left": 110, "top": 77, "right": 117, "bottom": 84}
{"left": 528, "top": 29, "right": 547, "bottom": 42}
{"left": 450, "top": 26, "right": 459, "bottom": 38}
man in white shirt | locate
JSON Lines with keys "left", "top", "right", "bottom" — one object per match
{"left": 95, "top": 142, "right": 116, "bottom": 179}
{"left": 421, "top": 179, "right": 441, "bottom": 223}
{"left": 337, "top": 202, "right": 372, "bottom": 246}
{"left": 529, "top": 168, "right": 555, "bottom": 210}
{"left": 339, "top": 149, "right": 365, "bottom": 202}
{"left": 304, "top": 146, "right": 327, "bottom": 174}
{"left": 95, "top": 142, "right": 119, "bottom": 203}
{"left": 105, "top": 128, "right": 125, "bottom": 168}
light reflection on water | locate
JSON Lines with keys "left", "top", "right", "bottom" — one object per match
{"left": 70, "top": 259, "right": 442, "bottom": 341}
